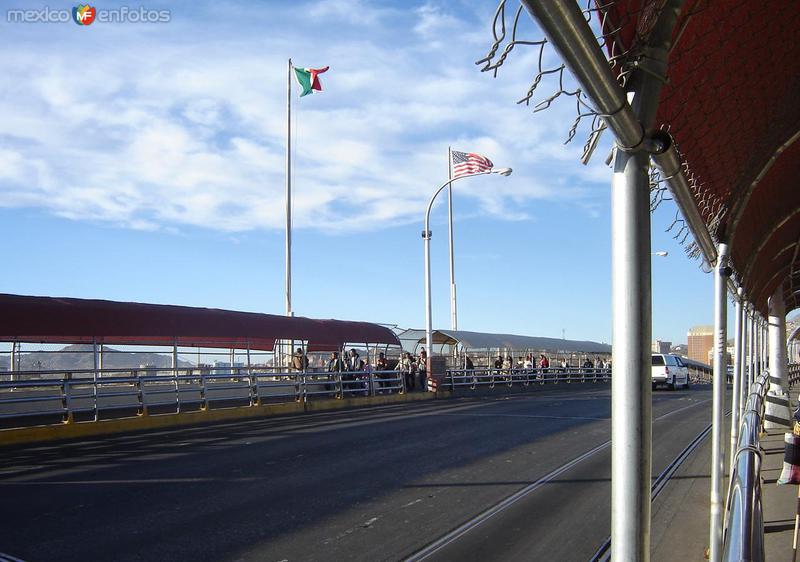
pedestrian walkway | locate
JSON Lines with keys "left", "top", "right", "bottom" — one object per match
{"left": 653, "top": 414, "right": 797, "bottom": 560}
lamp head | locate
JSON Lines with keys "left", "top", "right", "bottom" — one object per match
{"left": 494, "top": 167, "right": 513, "bottom": 177}
{"left": 653, "top": 251, "right": 668, "bottom": 257}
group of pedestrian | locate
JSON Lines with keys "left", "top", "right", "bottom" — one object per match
{"left": 395, "top": 349, "right": 428, "bottom": 391}
{"left": 291, "top": 347, "right": 416, "bottom": 396}
{"left": 289, "top": 346, "right": 609, "bottom": 395}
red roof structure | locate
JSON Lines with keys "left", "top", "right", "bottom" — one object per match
{"left": 0, "top": 294, "right": 399, "bottom": 352}
{"left": 601, "top": 0, "right": 800, "bottom": 312}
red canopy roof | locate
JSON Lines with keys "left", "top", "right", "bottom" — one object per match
{"left": 601, "top": 0, "right": 800, "bottom": 312}
{"left": 0, "top": 294, "right": 399, "bottom": 352}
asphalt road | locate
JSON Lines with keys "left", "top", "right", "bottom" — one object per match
{"left": 0, "top": 385, "right": 713, "bottom": 562}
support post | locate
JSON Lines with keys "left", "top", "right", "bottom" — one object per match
{"left": 92, "top": 338, "right": 100, "bottom": 422}
{"left": 511, "top": 4, "right": 681, "bottom": 559}
{"left": 754, "top": 310, "right": 760, "bottom": 385}
{"left": 764, "top": 287, "right": 791, "bottom": 429}
{"left": 9, "top": 341, "right": 16, "bottom": 384}
{"left": 769, "top": 289, "right": 788, "bottom": 387}
{"left": 423, "top": 226, "right": 433, "bottom": 361}
{"left": 611, "top": 147, "right": 653, "bottom": 562}
{"left": 709, "top": 242, "right": 730, "bottom": 562}
{"left": 730, "top": 287, "right": 743, "bottom": 473}
{"left": 173, "top": 340, "right": 180, "bottom": 413}
{"left": 738, "top": 300, "right": 748, "bottom": 421}
{"left": 748, "top": 306, "right": 755, "bottom": 388}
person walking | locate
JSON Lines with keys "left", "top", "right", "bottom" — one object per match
{"left": 397, "top": 352, "right": 415, "bottom": 392}
{"left": 539, "top": 354, "right": 550, "bottom": 382}
{"left": 464, "top": 354, "right": 476, "bottom": 387}
{"left": 346, "top": 349, "right": 365, "bottom": 395}
{"left": 376, "top": 352, "right": 390, "bottom": 392}
{"left": 417, "top": 348, "right": 428, "bottom": 391}
{"left": 327, "top": 351, "right": 345, "bottom": 397}
{"left": 292, "top": 347, "right": 309, "bottom": 372}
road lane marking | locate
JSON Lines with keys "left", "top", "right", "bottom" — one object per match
{"left": 432, "top": 412, "right": 608, "bottom": 421}
{"left": 405, "top": 395, "right": 714, "bottom": 561}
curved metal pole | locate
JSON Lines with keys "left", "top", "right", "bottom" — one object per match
{"left": 424, "top": 171, "right": 494, "bottom": 362}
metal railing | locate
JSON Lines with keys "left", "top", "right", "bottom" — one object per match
{"left": 0, "top": 366, "right": 405, "bottom": 429}
{"left": 445, "top": 367, "right": 611, "bottom": 390}
{"left": 722, "top": 371, "right": 770, "bottom": 562}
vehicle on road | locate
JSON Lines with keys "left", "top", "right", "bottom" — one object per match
{"left": 652, "top": 353, "right": 690, "bottom": 390}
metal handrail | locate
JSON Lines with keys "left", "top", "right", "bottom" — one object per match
{"left": 722, "top": 371, "right": 770, "bottom": 561}
{"left": 446, "top": 367, "right": 611, "bottom": 390}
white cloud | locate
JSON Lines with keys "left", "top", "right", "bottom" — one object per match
{"left": 0, "top": 0, "right": 608, "bottom": 235}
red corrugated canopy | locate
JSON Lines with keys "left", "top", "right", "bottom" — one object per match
{"left": 599, "top": 0, "right": 800, "bottom": 313}
{"left": 0, "top": 294, "right": 400, "bottom": 352}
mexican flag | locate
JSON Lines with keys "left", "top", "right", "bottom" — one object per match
{"left": 293, "top": 66, "right": 329, "bottom": 97}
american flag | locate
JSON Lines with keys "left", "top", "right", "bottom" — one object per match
{"left": 451, "top": 150, "right": 493, "bottom": 179}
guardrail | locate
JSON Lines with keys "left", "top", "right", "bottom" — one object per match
{"left": 0, "top": 365, "right": 635, "bottom": 430}
{"left": 445, "top": 367, "right": 611, "bottom": 390}
{"left": 722, "top": 370, "right": 770, "bottom": 561}
{"left": 0, "top": 366, "right": 404, "bottom": 429}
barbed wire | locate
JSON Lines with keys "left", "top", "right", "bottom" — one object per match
{"left": 475, "top": 0, "right": 718, "bottom": 267}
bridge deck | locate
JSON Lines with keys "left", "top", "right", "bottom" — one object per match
{"left": 3, "top": 384, "right": 794, "bottom": 561}
{"left": 653, "top": 404, "right": 798, "bottom": 561}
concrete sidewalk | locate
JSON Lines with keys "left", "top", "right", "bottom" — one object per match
{"left": 652, "top": 417, "right": 798, "bottom": 560}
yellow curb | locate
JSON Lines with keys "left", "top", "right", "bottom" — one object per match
{"left": 0, "top": 391, "right": 444, "bottom": 447}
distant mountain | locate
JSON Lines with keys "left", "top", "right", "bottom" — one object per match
{"left": 5, "top": 344, "right": 192, "bottom": 372}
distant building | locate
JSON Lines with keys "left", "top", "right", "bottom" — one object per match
{"left": 688, "top": 325, "right": 714, "bottom": 364}
{"left": 671, "top": 343, "right": 688, "bottom": 356}
{"left": 652, "top": 340, "right": 672, "bottom": 354}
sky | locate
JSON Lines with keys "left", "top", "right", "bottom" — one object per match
{"left": 0, "top": 0, "right": 735, "bottom": 345}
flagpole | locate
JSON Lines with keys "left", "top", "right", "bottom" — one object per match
{"left": 447, "top": 146, "right": 457, "bottom": 330}
{"left": 286, "top": 58, "right": 293, "bottom": 319}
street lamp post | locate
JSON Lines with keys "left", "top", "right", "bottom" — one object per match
{"left": 423, "top": 168, "right": 512, "bottom": 364}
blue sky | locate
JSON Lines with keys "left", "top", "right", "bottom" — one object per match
{"left": 0, "top": 0, "right": 726, "bottom": 345}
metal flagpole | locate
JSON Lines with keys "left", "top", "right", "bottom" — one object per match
{"left": 447, "top": 147, "right": 457, "bottom": 330}
{"left": 286, "top": 58, "right": 293, "bottom": 319}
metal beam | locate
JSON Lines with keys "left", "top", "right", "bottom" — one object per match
{"left": 519, "top": 1, "right": 644, "bottom": 151}
{"left": 650, "top": 146, "right": 718, "bottom": 268}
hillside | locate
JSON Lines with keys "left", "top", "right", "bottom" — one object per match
{"left": 4, "top": 344, "right": 192, "bottom": 371}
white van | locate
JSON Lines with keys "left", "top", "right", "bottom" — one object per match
{"left": 651, "top": 354, "right": 690, "bottom": 390}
